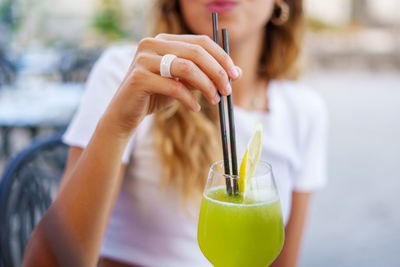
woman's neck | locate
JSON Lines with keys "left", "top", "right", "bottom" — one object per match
{"left": 230, "top": 29, "right": 268, "bottom": 110}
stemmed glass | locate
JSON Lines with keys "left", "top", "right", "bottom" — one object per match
{"left": 198, "top": 160, "right": 284, "bottom": 267}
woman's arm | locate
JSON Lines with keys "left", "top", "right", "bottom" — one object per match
{"left": 271, "top": 191, "right": 312, "bottom": 267}
{"left": 23, "top": 116, "right": 131, "bottom": 267}
{"left": 22, "top": 34, "right": 240, "bottom": 267}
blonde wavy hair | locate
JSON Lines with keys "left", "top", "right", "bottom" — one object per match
{"left": 150, "top": 0, "right": 304, "bottom": 206}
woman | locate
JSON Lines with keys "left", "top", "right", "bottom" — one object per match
{"left": 23, "top": 0, "right": 327, "bottom": 266}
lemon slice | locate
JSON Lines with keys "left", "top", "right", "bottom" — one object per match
{"left": 239, "top": 122, "right": 263, "bottom": 193}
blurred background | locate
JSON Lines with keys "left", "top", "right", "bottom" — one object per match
{"left": 0, "top": 0, "right": 399, "bottom": 266}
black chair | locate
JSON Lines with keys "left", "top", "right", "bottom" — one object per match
{"left": 0, "top": 131, "right": 68, "bottom": 267}
{"left": 0, "top": 49, "right": 17, "bottom": 86}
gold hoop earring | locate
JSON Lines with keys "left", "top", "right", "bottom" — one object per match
{"left": 271, "top": 1, "right": 290, "bottom": 26}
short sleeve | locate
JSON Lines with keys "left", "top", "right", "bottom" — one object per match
{"left": 293, "top": 92, "right": 329, "bottom": 192}
{"left": 62, "top": 46, "right": 136, "bottom": 164}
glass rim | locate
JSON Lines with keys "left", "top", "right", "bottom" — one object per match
{"left": 210, "top": 160, "right": 273, "bottom": 179}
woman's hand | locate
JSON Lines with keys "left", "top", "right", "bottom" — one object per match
{"left": 104, "top": 34, "right": 242, "bottom": 136}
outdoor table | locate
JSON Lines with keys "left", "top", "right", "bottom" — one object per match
{"left": 0, "top": 82, "right": 83, "bottom": 158}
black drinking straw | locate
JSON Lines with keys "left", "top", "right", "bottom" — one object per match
{"left": 222, "top": 28, "right": 239, "bottom": 195}
{"left": 212, "top": 13, "right": 232, "bottom": 196}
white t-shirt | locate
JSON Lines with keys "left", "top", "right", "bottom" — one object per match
{"left": 63, "top": 45, "right": 328, "bottom": 267}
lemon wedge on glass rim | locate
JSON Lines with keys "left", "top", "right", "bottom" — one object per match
{"left": 238, "top": 122, "right": 263, "bottom": 193}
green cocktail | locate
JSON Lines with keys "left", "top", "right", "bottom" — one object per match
{"left": 198, "top": 186, "right": 284, "bottom": 267}
{"left": 197, "top": 160, "right": 284, "bottom": 267}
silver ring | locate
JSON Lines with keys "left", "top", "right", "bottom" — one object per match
{"left": 160, "top": 54, "right": 177, "bottom": 78}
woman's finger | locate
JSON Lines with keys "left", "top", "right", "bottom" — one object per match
{"left": 170, "top": 57, "right": 221, "bottom": 104}
{"left": 156, "top": 33, "right": 241, "bottom": 80}
{"left": 134, "top": 53, "right": 220, "bottom": 104}
{"left": 149, "top": 38, "right": 233, "bottom": 96}
{"left": 142, "top": 70, "right": 201, "bottom": 112}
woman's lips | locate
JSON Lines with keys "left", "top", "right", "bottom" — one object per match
{"left": 206, "top": 1, "right": 237, "bottom": 13}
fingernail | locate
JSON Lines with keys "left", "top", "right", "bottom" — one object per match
{"left": 195, "top": 102, "right": 201, "bottom": 112}
{"left": 229, "top": 67, "right": 240, "bottom": 79}
{"left": 235, "top": 66, "right": 242, "bottom": 76}
{"left": 213, "top": 94, "right": 221, "bottom": 104}
{"left": 225, "top": 84, "right": 232, "bottom": 95}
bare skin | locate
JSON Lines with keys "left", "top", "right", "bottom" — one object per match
{"left": 23, "top": 1, "right": 311, "bottom": 266}
{"left": 23, "top": 33, "right": 240, "bottom": 267}
{"left": 271, "top": 192, "right": 312, "bottom": 267}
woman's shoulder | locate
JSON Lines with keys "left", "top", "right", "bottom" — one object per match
{"left": 96, "top": 44, "right": 138, "bottom": 71}
{"left": 101, "top": 44, "right": 138, "bottom": 60}
{"left": 84, "top": 44, "right": 138, "bottom": 96}
{"left": 271, "top": 79, "right": 328, "bottom": 120}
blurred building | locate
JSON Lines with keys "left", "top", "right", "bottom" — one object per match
{"left": 2, "top": 0, "right": 399, "bottom": 71}
{"left": 6, "top": 0, "right": 146, "bottom": 47}
{"left": 305, "top": 0, "right": 400, "bottom": 26}
{"left": 5, "top": 0, "right": 399, "bottom": 46}
{"left": 304, "top": 0, "right": 400, "bottom": 71}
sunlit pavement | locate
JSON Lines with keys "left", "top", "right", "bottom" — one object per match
{"left": 300, "top": 71, "right": 400, "bottom": 267}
